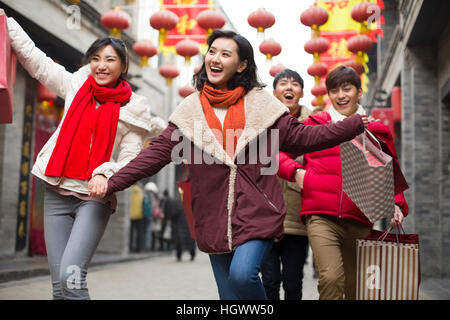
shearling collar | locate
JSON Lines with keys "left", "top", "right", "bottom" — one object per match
{"left": 169, "top": 88, "right": 288, "bottom": 168}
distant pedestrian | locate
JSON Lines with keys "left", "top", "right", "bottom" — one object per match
{"left": 167, "top": 192, "right": 196, "bottom": 262}
{"left": 2, "top": 13, "right": 164, "bottom": 300}
{"left": 129, "top": 183, "right": 145, "bottom": 253}
{"left": 278, "top": 66, "right": 409, "bottom": 300}
{"left": 91, "top": 30, "right": 368, "bottom": 300}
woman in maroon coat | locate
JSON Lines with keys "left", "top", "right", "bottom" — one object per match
{"left": 278, "top": 66, "right": 409, "bottom": 300}
{"left": 91, "top": 31, "right": 368, "bottom": 300}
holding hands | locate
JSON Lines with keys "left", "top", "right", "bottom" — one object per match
{"left": 88, "top": 174, "right": 108, "bottom": 198}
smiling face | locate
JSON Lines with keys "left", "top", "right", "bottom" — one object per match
{"left": 273, "top": 77, "right": 304, "bottom": 113}
{"left": 204, "top": 37, "right": 248, "bottom": 91}
{"left": 90, "top": 44, "right": 126, "bottom": 88}
{"left": 328, "top": 83, "right": 362, "bottom": 116}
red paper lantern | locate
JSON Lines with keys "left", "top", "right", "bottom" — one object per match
{"left": 307, "top": 62, "right": 328, "bottom": 77}
{"left": 351, "top": 2, "right": 379, "bottom": 23}
{"left": 259, "top": 39, "right": 281, "bottom": 60}
{"left": 100, "top": 7, "right": 131, "bottom": 38}
{"left": 304, "top": 37, "right": 330, "bottom": 55}
{"left": 247, "top": 8, "right": 275, "bottom": 35}
{"left": 159, "top": 63, "right": 180, "bottom": 86}
{"left": 133, "top": 40, "right": 158, "bottom": 67}
{"left": 347, "top": 35, "right": 373, "bottom": 53}
{"left": 150, "top": 10, "right": 179, "bottom": 44}
{"left": 176, "top": 39, "right": 200, "bottom": 64}
{"left": 300, "top": 6, "right": 329, "bottom": 29}
{"left": 343, "top": 60, "right": 365, "bottom": 75}
{"left": 311, "top": 83, "right": 327, "bottom": 96}
{"left": 178, "top": 84, "right": 196, "bottom": 98}
{"left": 269, "top": 63, "right": 286, "bottom": 77}
{"left": 196, "top": 10, "right": 226, "bottom": 37}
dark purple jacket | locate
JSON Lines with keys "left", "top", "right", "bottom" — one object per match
{"left": 107, "top": 89, "right": 364, "bottom": 253}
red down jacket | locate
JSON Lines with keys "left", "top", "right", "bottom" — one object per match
{"left": 277, "top": 111, "right": 409, "bottom": 226}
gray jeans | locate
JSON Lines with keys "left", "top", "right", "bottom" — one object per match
{"left": 44, "top": 188, "right": 111, "bottom": 300}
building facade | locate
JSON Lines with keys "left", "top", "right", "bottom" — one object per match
{"left": 0, "top": 0, "right": 234, "bottom": 259}
{"left": 364, "top": 0, "right": 450, "bottom": 277}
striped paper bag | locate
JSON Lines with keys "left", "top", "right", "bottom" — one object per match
{"left": 356, "top": 227, "right": 421, "bottom": 300}
{"left": 340, "top": 131, "right": 395, "bottom": 223}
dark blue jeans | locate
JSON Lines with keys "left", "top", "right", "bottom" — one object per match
{"left": 261, "top": 234, "right": 309, "bottom": 300}
{"left": 209, "top": 239, "right": 273, "bottom": 300}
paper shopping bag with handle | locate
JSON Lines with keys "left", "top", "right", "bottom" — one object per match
{"left": 356, "top": 225, "right": 420, "bottom": 300}
{"left": 340, "top": 130, "right": 395, "bottom": 223}
{"left": 177, "top": 163, "right": 196, "bottom": 239}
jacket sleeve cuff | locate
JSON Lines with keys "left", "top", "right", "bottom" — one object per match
{"left": 277, "top": 152, "right": 303, "bottom": 182}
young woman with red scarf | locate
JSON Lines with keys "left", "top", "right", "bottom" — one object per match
{"left": 91, "top": 30, "right": 369, "bottom": 300}
{"left": 5, "top": 16, "right": 164, "bottom": 299}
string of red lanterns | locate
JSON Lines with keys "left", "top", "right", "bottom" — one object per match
{"left": 346, "top": 1, "right": 379, "bottom": 73}
{"left": 301, "top": 5, "right": 330, "bottom": 108}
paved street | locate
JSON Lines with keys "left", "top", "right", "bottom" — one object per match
{"left": 0, "top": 249, "right": 319, "bottom": 300}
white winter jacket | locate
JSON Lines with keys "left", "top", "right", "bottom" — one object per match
{"left": 7, "top": 17, "right": 166, "bottom": 194}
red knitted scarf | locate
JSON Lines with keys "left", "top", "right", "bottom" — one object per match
{"left": 45, "top": 76, "right": 131, "bottom": 180}
{"left": 199, "top": 83, "right": 246, "bottom": 158}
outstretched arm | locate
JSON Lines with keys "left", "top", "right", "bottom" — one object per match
{"left": 91, "top": 123, "right": 180, "bottom": 197}
{"left": 5, "top": 15, "right": 85, "bottom": 99}
{"left": 278, "top": 113, "right": 367, "bottom": 155}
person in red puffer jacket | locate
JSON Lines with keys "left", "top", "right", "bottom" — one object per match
{"left": 277, "top": 66, "right": 409, "bottom": 300}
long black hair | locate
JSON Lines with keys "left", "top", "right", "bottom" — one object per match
{"left": 82, "top": 37, "right": 129, "bottom": 80}
{"left": 193, "top": 30, "right": 265, "bottom": 92}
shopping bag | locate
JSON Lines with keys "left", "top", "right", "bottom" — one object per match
{"left": 356, "top": 225, "right": 420, "bottom": 300}
{"left": 0, "top": 13, "right": 16, "bottom": 124}
{"left": 177, "top": 163, "right": 196, "bottom": 239}
{"left": 340, "top": 130, "right": 395, "bottom": 223}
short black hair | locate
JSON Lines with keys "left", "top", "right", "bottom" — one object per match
{"left": 273, "top": 69, "right": 304, "bottom": 90}
{"left": 82, "top": 37, "right": 129, "bottom": 80}
{"left": 193, "top": 30, "right": 265, "bottom": 92}
{"left": 325, "top": 66, "right": 361, "bottom": 91}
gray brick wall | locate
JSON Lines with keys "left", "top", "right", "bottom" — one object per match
{"left": 402, "top": 46, "right": 444, "bottom": 276}
{"left": 0, "top": 66, "right": 27, "bottom": 258}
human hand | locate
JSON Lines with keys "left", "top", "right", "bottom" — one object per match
{"left": 368, "top": 116, "right": 380, "bottom": 123}
{"left": 360, "top": 114, "right": 369, "bottom": 129}
{"left": 390, "top": 205, "right": 404, "bottom": 228}
{"left": 88, "top": 174, "right": 108, "bottom": 198}
{"left": 294, "top": 168, "right": 306, "bottom": 190}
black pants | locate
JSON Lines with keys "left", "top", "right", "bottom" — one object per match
{"left": 261, "top": 234, "right": 309, "bottom": 300}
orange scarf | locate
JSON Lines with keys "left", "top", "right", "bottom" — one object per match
{"left": 199, "top": 84, "right": 246, "bottom": 158}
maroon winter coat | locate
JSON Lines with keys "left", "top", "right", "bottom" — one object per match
{"left": 107, "top": 89, "right": 364, "bottom": 253}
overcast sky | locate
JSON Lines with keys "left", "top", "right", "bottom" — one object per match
{"left": 217, "top": 0, "right": 316, "bottom": 107}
